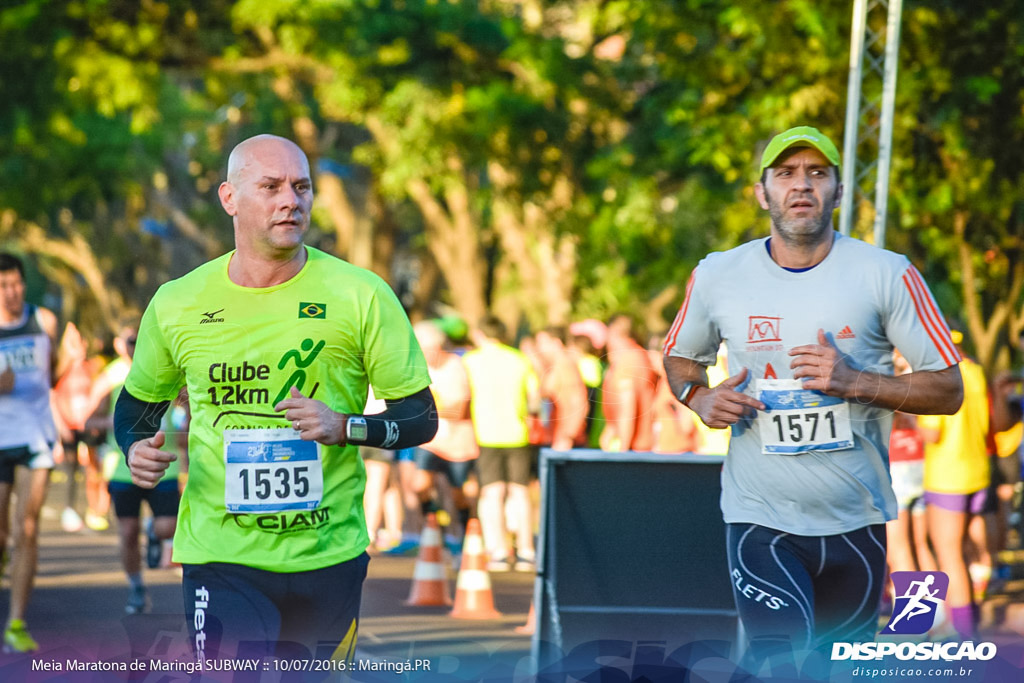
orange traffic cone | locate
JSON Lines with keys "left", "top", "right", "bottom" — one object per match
{"left": 405, "top": 513, "right": 452, "bottom": 606}
{"left": 450, "top": 518, "right": 503, "bottom": 619}
{"left": 515, "top": 601, "right": 535, "bottom": 635}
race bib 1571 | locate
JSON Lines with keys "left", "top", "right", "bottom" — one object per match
{"left": 756, "top": 379, "right": 854, "bottom": 455}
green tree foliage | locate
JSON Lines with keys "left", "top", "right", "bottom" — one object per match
{"left": 576, "top": 0, "right": 852, "bottom": 328}
{"left": 0, "top": 0, "right": 1020, "bottom": 366}
{"left": 0, "top": 0, "right": 236, "bottom": 333}
{"left": 886, "top": 0, "right": 1024, "bottom": 370}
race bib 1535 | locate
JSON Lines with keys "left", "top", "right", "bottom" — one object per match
{"left": 223, "top": 428, "right": 324, "bottom": 513}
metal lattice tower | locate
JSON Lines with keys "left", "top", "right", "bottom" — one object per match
{"left": 839, "top": 0, "right": 904, "bottom": 248}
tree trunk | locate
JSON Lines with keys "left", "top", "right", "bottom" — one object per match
{"left": 405, "top": 255, "right": 440, "bottom": 323}
{"left": 364, "top": 115, "right": 489, "bottom": 324}
{"left": 954, "top": 210, "right": 1022, "bottom": 374}
{"left": 489, "top": 168, "right": 577, "bottom": 329}
{"left": 401, "top": 174, "right": 487, "bottom": 324}
{"left": 316, "top": 172, "right": 357, "bottom": 259}
{"left": 644, "top": 283, "right": 681, "bottom": 337}
{"left": 2, "top": 214, "right": 128, "bottom": 336}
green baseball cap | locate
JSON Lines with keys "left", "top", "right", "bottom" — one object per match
{"left": 437, "top": 314, "right": 469, "bottom": 342}
{"left": 759, "top": 126, "right": 841, "bottom": 174}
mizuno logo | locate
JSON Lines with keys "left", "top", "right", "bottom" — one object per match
{"left": 836, "top": 325, "right": 855, "bottom": 339}
{"left": 200, "top": 309, "right": 225, "bottom": 324}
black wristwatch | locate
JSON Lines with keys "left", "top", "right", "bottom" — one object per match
{"left": 346, "top": 416, "right": 368, "bottom": 443}
{"left": 678, "top": 381, "right": 701, "bottom": 406}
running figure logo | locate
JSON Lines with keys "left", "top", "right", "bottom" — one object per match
{"left": 246, "top": 442, "right": 270, "bottom": 460}
{"left": 884, "top": 571, "right": 949, "bottom": 634}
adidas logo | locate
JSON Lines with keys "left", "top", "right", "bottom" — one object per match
{"left": 836, "top": 325, "right": 855, "bottom": 339}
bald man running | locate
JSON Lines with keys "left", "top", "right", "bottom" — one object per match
{"left": 114, "top": 135, "right": 437, "bottom": 661}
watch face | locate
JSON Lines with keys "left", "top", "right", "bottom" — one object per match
{"left": 348, "top": 417, "right": 368, "bottom": 442}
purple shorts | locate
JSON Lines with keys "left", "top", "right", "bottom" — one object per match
{"left": 924, "top": 489, "right": 988, "bottom": 514}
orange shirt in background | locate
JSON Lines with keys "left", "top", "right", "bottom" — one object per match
{"left": 650, "top": 350, "right": 697, "bottom": 454}
{"left": 422, "top": 352, "right": 478, "bottom": 462}
{"left": 542, "top": 353, "right": 589, "bottom": 449}
{"left": 53, "top": 357, "right": 97, "bottom": 432}
{"left": 601, "top": 339, "right": 657, "bottom": 452}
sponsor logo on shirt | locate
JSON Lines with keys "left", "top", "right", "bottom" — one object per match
{"left": 208, "top": 362, "right": 272, "bottom": 409}
{"left": 204, "top": 340, "right": 328, "bottom": 428}
{"left": 836, "top": 325, "right": 856, "bottom": 339}
{"left": 232, "top": 506, "right": 331, "bottom": 533}
{"left": 272, "top": 338, "right": 327, "bottom": 405}
{"left": 299, "top": 302, "right": 327, "bottom": 319}
{"left": 747, "top": 316, "right": 781, "bottom": 343}
{"left": 200, "top": 308, "right": 226, "bottom": 324}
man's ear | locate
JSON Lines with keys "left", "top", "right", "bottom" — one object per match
{"left": 832, "top": 182, "right": 843, "bottom": 211}
{"left": 754, "top": 181, "right": 770, "bottom": 210}
{"left": 218, "top": 182, "right": 237, "bottom": 216}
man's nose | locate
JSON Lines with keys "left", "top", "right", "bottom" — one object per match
{"left": 279, "top": 185, "right": 301, "bottom": 209}
{"left": 793, "top": 169, "right": 813, "bottom": 189}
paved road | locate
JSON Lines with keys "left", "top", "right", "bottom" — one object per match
{"left": 4, "top": 477, "right": 1024, "bottom": 682}
{"left": 0, "top": 477, "right": 534, "bottom": 682}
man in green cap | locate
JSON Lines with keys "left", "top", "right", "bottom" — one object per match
{"left": 662, "top": 126, "right": 964, "bottom": 666}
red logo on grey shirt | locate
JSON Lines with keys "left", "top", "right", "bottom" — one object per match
{"left": 747, "top": 316, "right": 781, "bottom": 343}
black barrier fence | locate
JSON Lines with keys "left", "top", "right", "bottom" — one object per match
{"left": 532, "top": 449, "right": 740, "bottom": 669}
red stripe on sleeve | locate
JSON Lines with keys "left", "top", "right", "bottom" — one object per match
{"left": 913, "top": 269, "right": 962, "bottom": 365}
{"left": 902, "top": 267, "right": 959, "bottom": 366}
{"left": 663, "top": 271, "right": 697, "bottom": 354}
{"left": 907, "top": 266, "right": 961, "bottom": 363}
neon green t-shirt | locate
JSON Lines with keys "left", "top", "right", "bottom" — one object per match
{"left": 463, "top": 342, "right": 538, "bottom": 448}
{"left": 124, "top": 247, "right": 430, "bottom": 572}
{"left": 577, "top": 354, "right": 603, "bottom": 389}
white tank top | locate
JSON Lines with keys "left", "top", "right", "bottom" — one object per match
{"left": 0, "top": 305, "right": 57, "bottom": 453}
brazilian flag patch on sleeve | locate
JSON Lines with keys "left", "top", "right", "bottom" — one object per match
{"left": 299, "top": 302, "right": 327, "bottom": 319}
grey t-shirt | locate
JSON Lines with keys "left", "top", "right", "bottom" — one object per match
{"left": 665, "top": 233, "right": 959, "bottom": 535}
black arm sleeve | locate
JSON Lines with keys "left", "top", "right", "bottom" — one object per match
{"left": 113, "top": 387, "right": 171, "bottom": 458}
{"left": 349, "top": 386, "right": 438, "bottom": 450}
